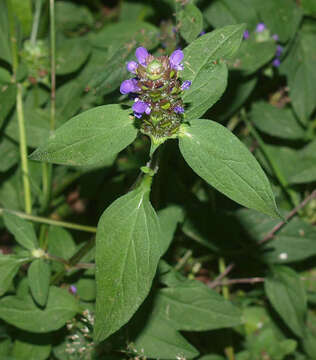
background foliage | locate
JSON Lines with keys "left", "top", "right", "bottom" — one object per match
{"left": 0, "top": 0, "right": 316, "bottom": 359}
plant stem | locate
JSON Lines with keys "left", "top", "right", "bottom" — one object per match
{"left": 241, "top": 108, "right": 298, "bottom": 207}
{"left": 16, "top": 84, "right": 32, "bottom": 214}
{"left": 259, "top": 189, "right": 316, "bottom": 244}
{"left": 7, "top": 0, "right": 32, "bottom": 214}
{"left": 30, "top": 0, "right": 42, "bottom": 46}
{"left": 51, "top": 237, "right": 96, "bottom": 284}
{"left": 0, "top": 208, "right": 97, "bottom": 233}
{"left": 219, "top": 257, "right": 235, "bottom": 360}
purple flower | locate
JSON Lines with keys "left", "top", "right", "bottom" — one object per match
{"left": 174, "top": 105, "right": 184, "bottom": 114}
{"left": 256, "top": 23, "right": 266, "bottom": 33}
{"left": 69, "top": 285, "right": 77, "bottom": 294}
{"left": 272, "top": 58, "right": 281, "bottom": 67}
{"left": 198, "top": 30, "right": 206, "bottom": 37}
{"left": 120, "top": 79, "right": 139, "bottom": 95}
{"left": 243, "top": 30, "right": 250, "bottom": 39}
{"left": 126, "top": 61, "right": 138, "bottom": 73}
{"left": 272, "top": 34, "right": 279, "bottom": 41}
{"left": 181, "top": 80, "right": 191, "bottom": 91}
{"left": 135, "top": 47, "right": 149, "bottom": 66}
{"left": 169, "top": 49, "right": 184, "bottom": 71}
{"left": 132, "top": 100, "right": 151, "bottom": 118}
{"left": 276, "top": 45, "right": 283, "bottom": 57}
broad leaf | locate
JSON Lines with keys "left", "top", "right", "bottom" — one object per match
{"left": 229, "top": 39, "right": 276, "bottom": 75}
{"left": 182, "top": 24, "right": 245, "bottom": 119}
{"left": 179, "top": 120, "right": 279, "bottom": 218}
{"left": 132, "top": 315, "right": 199, "bottom": 359}
{"left": 0, "top": 254, "right": 29, "bottom": 296}
{"left": 0, "top": 286, "right": 81, "bottom": 333}
{"left": 154, "top": 278, "right": 242, "bottom": 331}
{"left": 158, "top": 205, "right": 184, "bottom": 255}
{"left": 0, "top": 137, "right": 19, "bottom": 172}
{"left": 94, "top": 176, "right": 162, "bottom": 342}
{"left": 178, "top": 4, "right": 203, "bottom": 43}
{"left": 28, "top": 259, "right": 51, "bottom": 307}
{"left": 29, "top": 105, "right": 138, "bottom": 166}
{"left": 12, "top": 339, "right": 51, "bottom": 360}
{"left": 3, "top": 212, "right": 38, "bottom": 250}
{"left": 265, "top": 266, "right": 307, "bottom": 337}
{"left": 251, "top": 102, "right": 305, "bottom": 140}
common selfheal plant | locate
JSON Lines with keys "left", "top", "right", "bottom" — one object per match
{"left": 121, "top": 47, "right": 190, "bottom": 147}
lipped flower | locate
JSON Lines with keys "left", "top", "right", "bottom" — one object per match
{"left": 119, "top": 47, "right": 191, "bottom": 143}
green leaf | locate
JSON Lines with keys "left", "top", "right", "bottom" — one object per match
{"left": 56, "top": 1, "right": 93, "bottom": 32}
{"left": 281, "top": 32, "right": 316, "bottom": 124}
{"left": 251, "top": 102, "right": 305, "bottom": 140}
{"left": 265, "top": 266, "right": 307, "bottom": 337}
{"left": 182, "top": 24, "right": 245, "bottom": 119}
{"left": 178, "top": 4, "right": 203, "bottom": 43}
{"left": 0, "top": 84, "right": 16, "bottom": 128}
{"left": 179, "top": 120, "right": 279, "bottom": 218}
{"left": 229, "top": 39, "right": 276, "bottom": 75}
{"left": 0, "top": 286, "right": 81, "bottom": 333}
{"left": 90, "top": 21, "right": 159, "bottom": 51}
{"left": 12, "top": 339, "right": 51, "bottom": 360}
{"left": 28, "top": 259, "right": 51, "bottom": 307}
{"left": 0, "top": 254, "right": 28, "bottom": 296}
{"left": 0, "top": 137, "right": 19, "bottom": 172}
{"left": 158, "top": 205, "right": 184, "bottom": 255}
{"left": 154, "top": 278, "right": 242, "bottom": 331}
{"left": 0, "top": 1, "right": 11, "bottom": 64}
{"left": 29, "top": 105, "right": 138, "bottom": 166}
{"left": 301, "top": 0, "right": 316, "bottom": 16}
{"left": 76, "top": 278, "right": 96, "bottom": 302}
{"left": 235, "top": 209, "right": 316, "bottom": 264}
{"left": 10, "top": 0, "right": 32, "bottom": 36}
{"left": 94, "top": 176, "right": 162, "bottom": 342}
{"left": 257, "top": 0, "right": 302, "bottom": 43}
{"left": 204, "top": 0, "right": 259, "bottom": 30}
{"left": 5, "top": 108, "right": 50, "bottom": 148}
{"left": 132, "top": 315, "right": 199, "bottom": 359}
{"left": 56, "top": 37, "right": 91, "bottom": 76}
{"left": 3, "top": 211, "right": 38, "bottom": 250}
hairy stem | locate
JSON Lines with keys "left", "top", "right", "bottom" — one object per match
{"left": 30, "top": 0, "right": 42, "bottom": 46}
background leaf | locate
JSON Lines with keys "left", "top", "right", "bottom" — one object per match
{"left": 178, "top": 4, "right": 203, "bottom": 43}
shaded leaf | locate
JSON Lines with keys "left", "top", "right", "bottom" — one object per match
{"left": 28, "top": 259, "right": 51, "bottom": 307}
{"left": 179, "top": 4, "right": 203, "bottom": 43}
{"left": 0, "top": 254, "right": 28, "bottom": 296}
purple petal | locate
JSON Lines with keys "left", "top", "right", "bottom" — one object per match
{"left": 256, "top": 23, "right": 266, "bottom": 33}
{"left": 169, "top": 49, "right": 184, "bottom": 69}
{"left": 198, "top": 30, "right": 206, "bottom": 37}
{"left": 174, "top": 105, "right": 184, "bottom": 114}
{"left": 120, "top": 79, "right": 136, "bottom": 94}
{"left": 243, "top": 30, "right": 250, "bottom": 40}
{"left": 132, "top": 101, "right": 148, "bottom": 114}
{"left": 272, "top": 34, "right": 279, "bottom": 41}
{"left": 135, "top": 47, "right": 149, "bottom": 66}
{"left": 134, "top": 112, "right": 143, "bottom": 119}
{"left": 126, "top": 61, "right": 138, "bottom": 73}
{"left": 70, "top": 285, "right": 77, "bottom": 294}
{"left": 272, "top": 58, "right": 281, "bottom": 67}
{"left": 276, "top": 45, "right": 283, "bottom": 57}
{"left": 181, "top": 80, "right": 191, "bottom": 91}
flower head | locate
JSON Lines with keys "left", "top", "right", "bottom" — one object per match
{"left": 256, "top": 23, "right": 266, "bottom": 33}
{"left": 169, "top": 49, "right": 184, "bottom": 70}
{"left": 120, "top": 79, "right": 140, "bottom": 94}
{"left": 135, "top": 47, "right": 149, "bottom": 66}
